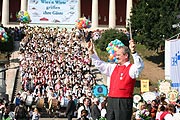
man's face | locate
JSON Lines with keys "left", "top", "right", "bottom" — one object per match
{"left": 84, "top": 99, "right": 90, "bottom": 106}
{"left": 116, "top": 48, "right": 128, "bottom": 65}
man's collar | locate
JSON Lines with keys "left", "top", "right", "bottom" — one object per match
{"left": 117, "top": 61, "right": 130, "bottom": 67}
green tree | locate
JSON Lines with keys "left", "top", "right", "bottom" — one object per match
{"left": 94, "top": 29, "right": 129, "bottom": 51}
{"left": 130, "top": 0, "right": 180, "bottom": 52}
{"left": 0, "top": 27, "right": 14, "bottom": 52}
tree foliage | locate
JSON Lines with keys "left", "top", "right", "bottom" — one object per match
{"left": 94, "top": 29, "right": 129, "bottom": 51}
{"left": 0, "top": 28, "right": 14, "bottom": 52}
{"left": 130, "top": 0, "right": 180, "bottom": 51}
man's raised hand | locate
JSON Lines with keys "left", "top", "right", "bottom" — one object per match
{"left": 129, "top": 39, "right": 136, "bottom": 54}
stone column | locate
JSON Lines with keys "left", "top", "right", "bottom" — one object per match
{"left": 109, "top": 0, "right": 116, "bottom": 28}
{"left": 21, "top": 0, "right": 27, "bottom": 11}
{"left": 126, "top": 0, "right": 133, "bottom": 27}
{"left": 1, "top": 0, "right": 9, "bottom": 26}
{"left": 91, "top": 0, "right": 98, "bottom": 29}
{"left": 0, "top": 63, "right": 6, "bottom": 99}
{"left": 78, "top": 0, "right": 81, "bottom": 18}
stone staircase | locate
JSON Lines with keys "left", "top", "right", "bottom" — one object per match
{"left": 6, "top": 50, "right": 20, "bottom": 102}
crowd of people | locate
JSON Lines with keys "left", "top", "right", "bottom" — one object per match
{"left": 133, "top": 90, "right": 180, "bottom": 120}
{"left": 0, "top": 26, "right": 108, "bottom": 120}
{"left": 1, "top": 25, "right": 179, "bottom": 120}
{"left": 18, "top": 26, "right": 102, "bottom": 119}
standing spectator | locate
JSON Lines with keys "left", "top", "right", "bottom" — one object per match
{"left": 13, "top": 93, "right": 21, "bottom": 106}
{"left": 91, "top": 98, "right": 101, "bottom": 120}
{"left": 65, "top": 95, "right": 76, "bottom": 120}
{"left": 88, "top": 39, "right": 144, "bottom": 120}
{"left": 77, "top": 98, "right": 92, "bottom": 119}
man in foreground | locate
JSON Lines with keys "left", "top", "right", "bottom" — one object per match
{"left": 88, "top": 39, "right": 144, "bottom": 120}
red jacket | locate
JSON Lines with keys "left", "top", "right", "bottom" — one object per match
{"left": 108, "top": 64, "right": 135, "bottom": 98}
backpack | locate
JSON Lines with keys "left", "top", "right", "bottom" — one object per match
{"left": 15, "top": 106, "right": 26, "bottom": 119}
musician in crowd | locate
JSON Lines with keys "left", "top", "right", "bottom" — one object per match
{"left": 20, "top": 89, "right": 28, "bottom": 102}
{"left": 25, "top": 90, "right": 34, "bottom": 109}
{"left": 33, "top": 83, "right": 45, "bottom": 97}
{"left": 34, "top": 92, "right": 44, "bottom": 111}
{"left": 13, "top": 93, "right": 21, "bottom": 106}
{"left": 47, "top": 88, "right": 59, "bottom": 117}
{"left": 47, "top": 88, "right": 57, "bottom": 104}
{"left": 45, "top": 81, "right": 54, "bottom": 93}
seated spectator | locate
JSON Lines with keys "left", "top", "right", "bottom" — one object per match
{"left": 13, "top": 93, "right": 21, "bottom": 106}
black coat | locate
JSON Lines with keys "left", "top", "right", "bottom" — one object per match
{"left": 65, "top": 100, "right": 76, "bottom": 116}
{"left": 91, "top": 104, "right": 101, "bottom": 120}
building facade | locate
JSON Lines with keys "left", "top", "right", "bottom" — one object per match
{"left": 0, "top": 0, "right": 137, "bottom": 28}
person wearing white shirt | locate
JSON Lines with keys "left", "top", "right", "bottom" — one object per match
{"left": 77, "top": 97, "right": 92, "bottom": 119}
{"left": 88, "top": 39, "right": 144, "bottom": 120}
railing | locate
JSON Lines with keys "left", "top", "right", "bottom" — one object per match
{"left": 11, "top": 68, "right": 19, "bottom": 103}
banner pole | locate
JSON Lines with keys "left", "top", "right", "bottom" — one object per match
{"left": 129, "top": 21, "right": 133, "bottom": 40}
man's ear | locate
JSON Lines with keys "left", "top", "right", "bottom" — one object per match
{"left": 125, "top": 54, "right": 128, "bottom": 58}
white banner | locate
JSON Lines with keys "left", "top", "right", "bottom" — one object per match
{"left": 27, "top": 0, "right": 79, "bottom": 24}
{"left": 165, "top": 39, "right": 180, "bottom": 91}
